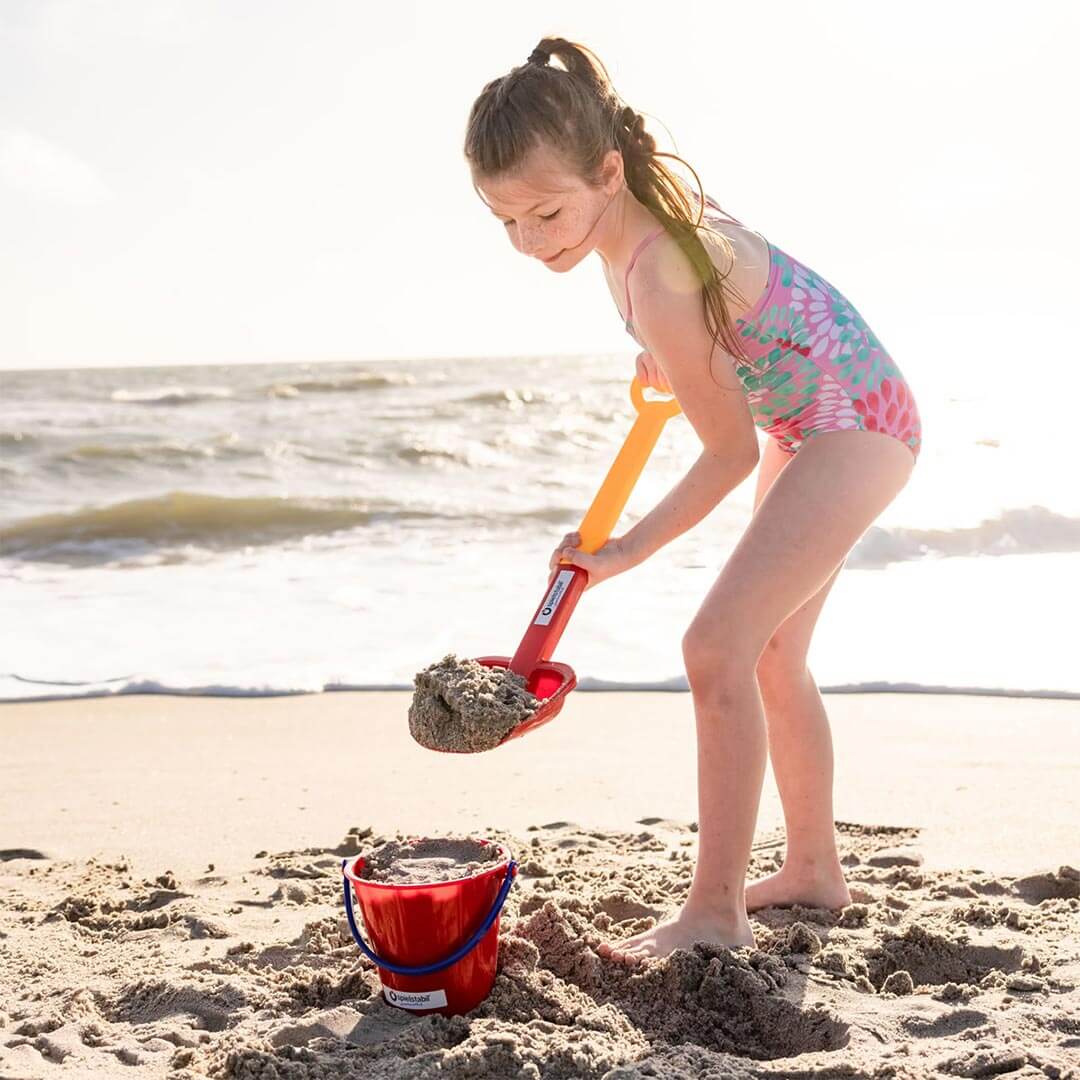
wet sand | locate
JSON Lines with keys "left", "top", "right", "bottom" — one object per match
{"left": 408, "top": 653, "right": 540, "bottom": 753}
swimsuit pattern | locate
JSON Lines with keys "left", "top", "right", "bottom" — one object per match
{"left": 622, "top": 194, "right": 922, "bottom": 462}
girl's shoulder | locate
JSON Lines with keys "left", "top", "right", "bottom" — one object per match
{"left": 629, "top": 192, "right": 772, "bottom": 324}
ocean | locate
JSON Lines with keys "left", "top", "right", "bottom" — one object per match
{"left": 2, "top": 355, "right": 1076, "bottom": 702}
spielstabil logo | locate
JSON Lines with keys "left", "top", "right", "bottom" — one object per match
{"left": 384, "top": 985, "right": 448, "bottom": 1009}
{"left": 535, "top": 569, "right": 574, "bottom": 627}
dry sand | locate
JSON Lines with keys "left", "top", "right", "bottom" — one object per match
{"left": 408, "top": 654, "right": 541, "bottom": 753}
{"left": 1, "top": 690, "right": 1079, "bottom": 1077}
{"left": 1, "top": 821, "right": 1078, "bottom": 1078}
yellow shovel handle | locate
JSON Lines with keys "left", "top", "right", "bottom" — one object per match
{"left": 572, "top": 376, "right": 682, "bottom": 557}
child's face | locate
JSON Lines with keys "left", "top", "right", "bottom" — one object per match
{"left": 476, "top": 144, "right": 621, "bottom": 271}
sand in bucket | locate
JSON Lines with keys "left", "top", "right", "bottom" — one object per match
{"left": 361, "top": 836, "right": 499, "bottom": 885}
{"left": 408, "top": 653, "right": 540, "bottom": 752}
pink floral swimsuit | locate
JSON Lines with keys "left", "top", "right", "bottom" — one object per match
{"left": 621, "top": 192, "right": 922, "bottom": 462}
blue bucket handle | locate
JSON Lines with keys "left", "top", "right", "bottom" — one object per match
{"left": 341, "top": 857, "right": 517, "bottom": 977}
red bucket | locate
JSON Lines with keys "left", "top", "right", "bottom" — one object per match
{"left": 341, "top": 838, "right": 517, "bottom": 1017}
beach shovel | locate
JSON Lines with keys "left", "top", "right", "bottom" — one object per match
{"left": 472, "top": 375, "right": 681, "bottom": 747}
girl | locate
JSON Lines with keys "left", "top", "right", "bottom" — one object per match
{"left": 464, "top": 37, "right": 922, "bottom": 965}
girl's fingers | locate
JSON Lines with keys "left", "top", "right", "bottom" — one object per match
{"left": 550, "top": 531, "right": 582, "bottom": 570}
{"left": 635, "top": 350, "right": 672, "bottom": 393}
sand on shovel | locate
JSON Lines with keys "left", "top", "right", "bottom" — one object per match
{"left": 408, "top": 653, "right": 540, "bottom": 753}
{"left": 359, "top": 836, "right": 501, "bottom": 885}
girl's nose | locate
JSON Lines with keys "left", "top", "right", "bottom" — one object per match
{"left": 514, "top": 227, "right": 542, "bottom": 256}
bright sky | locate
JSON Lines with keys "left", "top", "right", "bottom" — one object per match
{"left": 1, "top": 0, "right": 1076, "bottom": 404}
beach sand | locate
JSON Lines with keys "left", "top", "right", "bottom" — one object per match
{"left": 1, "top": 690, "right": 1078, "bottom": 1078}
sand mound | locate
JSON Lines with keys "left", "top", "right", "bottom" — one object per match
{"left": 2, "top": 822, "right": 1078, "bottom": 1078}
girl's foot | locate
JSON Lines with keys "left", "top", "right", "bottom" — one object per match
{"left": 744, "top": 863, "right": 851, "bottom": 913}
{"left": 597, "top": 905, "right": 755, "bottom": 967}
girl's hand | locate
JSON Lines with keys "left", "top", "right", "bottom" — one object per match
{"left": 635, "top": 349, "right": 673, "bottom": 394}
{"left": 548, "top": 530, "right": 635, "bottom": 592}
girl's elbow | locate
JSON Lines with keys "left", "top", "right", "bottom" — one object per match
{"left": 727, "top": 438, "right": 760, "bottom": 476}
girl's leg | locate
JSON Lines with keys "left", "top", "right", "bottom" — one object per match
{"left": 748, "top": 439, "right": 851, "bottom": 910}
{"left": 749, "top": 561, "right": 851, "bottom": 909}
{"left": 599, "top": 429, "right": 914, "bottom": 966}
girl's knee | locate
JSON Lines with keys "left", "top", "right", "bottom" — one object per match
{"left": 681, "top": 622, "right": 755, "bottom": 696}
{"left": 755, "top": 635, "right": 810, "bottom": 697}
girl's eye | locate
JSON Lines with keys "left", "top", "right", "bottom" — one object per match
{"left": 501, "top": 210, "right": 560, "bottom": 227}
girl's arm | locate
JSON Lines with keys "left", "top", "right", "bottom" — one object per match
{"left": 620, "top": 248, "right": 761, "bottom": 568}
{"left": 621, "top": 447, "right": 757, "bottom": 568}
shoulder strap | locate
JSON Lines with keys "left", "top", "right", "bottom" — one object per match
{"left": 621, "top": 198, "right": 747, "bottom": 326}
{"left": 623, "top": 226, "right": 666, "bottom": 324}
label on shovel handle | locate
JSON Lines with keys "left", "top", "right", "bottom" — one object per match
{"left": 383, "top": 985, "right": 448, "bottom": 1009}
{"left": 536, "top": 569, "right": 575, "bottom": 626}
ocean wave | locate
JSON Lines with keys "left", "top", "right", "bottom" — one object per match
{"left": 0, "top": 491, "right": 587, "bottom": 564}
{"left": 395, "top": 441, "right": 476, "bottom": 466}
{"left": 55, "top": 435, "right": 262, "bottom": 465}
{"left": 0, "top": 431, "right": 37, "bottom": 448}
{"left": 849, "top": 505, "right": 1080, "bottom": 568}
{"left": 0, "top": 491, "right": 424, "bottom": 561}
{"left": 392, "top": 431, "right": 514, "bottom": 467}
{"left": 459, "top": 388, "right": 546, "bottom": 407}
{"left": 265, "top": 372, "right": 417, "bottom": 396}
{"left": 110, "top": 386, "right": 234, "bottom": 405}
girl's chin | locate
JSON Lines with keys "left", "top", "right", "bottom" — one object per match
{"left": 543, "top": 245, "right": 587, "bottom": 267}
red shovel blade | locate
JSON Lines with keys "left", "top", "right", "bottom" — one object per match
{"left": 473, "top": 655, "right": 577, "bottom": 747}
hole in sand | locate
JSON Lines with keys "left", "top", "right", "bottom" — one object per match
{"left": 865, "top": 925, "right": 1024, "bottom": 991}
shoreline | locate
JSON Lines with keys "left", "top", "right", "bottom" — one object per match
{"left": 4, "top": 682, "right": 1080, "bottom": 705}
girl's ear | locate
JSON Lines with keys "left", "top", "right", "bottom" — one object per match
{"left": 597, "top": 148, "right": 624, "bottom": 192}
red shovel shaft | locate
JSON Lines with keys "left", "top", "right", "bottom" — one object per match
{"left": 507, "top": 379, "right": 681, "bottom": 679}
{"left": 507, "top": 564, "right": 587, "bottom": 677}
